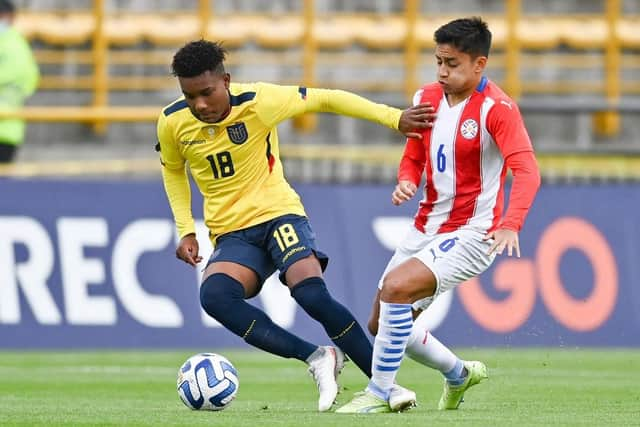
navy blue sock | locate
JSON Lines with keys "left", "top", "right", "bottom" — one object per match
{"left": 200, "top": 273, "right": 316, "bottom": 362}
{"left": 291, "top": 277, "right": 373, "bottom": 378}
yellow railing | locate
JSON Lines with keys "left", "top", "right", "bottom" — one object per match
{"left": 1, "top": 0, "right": 638, "bottom": 135}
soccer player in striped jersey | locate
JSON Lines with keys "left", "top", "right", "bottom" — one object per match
{"left": 157, "top": 40, "right": 434, "bottom": 412}
{"left": 337, "top": 17, "right": 541, "bottom": 413}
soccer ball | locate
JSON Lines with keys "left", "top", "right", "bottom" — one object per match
{"left": 177, "top": 353, "right": 239, "bottom": 411}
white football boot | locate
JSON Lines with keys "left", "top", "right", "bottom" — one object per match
{"left": 307, "top": 346, "right": 346, "bottom": 411}
{"left": 389, "top": 384, "right": 417, "bottom": 412}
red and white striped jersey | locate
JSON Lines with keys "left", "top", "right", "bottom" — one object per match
{"left": 398, "top": 77, "right": 536, "bottom": 235}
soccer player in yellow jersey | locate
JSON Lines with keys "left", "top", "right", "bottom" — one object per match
{"left": 157, "top": 40, "right": 434, "bottom": 412}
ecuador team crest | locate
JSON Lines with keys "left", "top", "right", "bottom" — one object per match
{"left": 226, "top": 122, "right": 248, "bottom": 144}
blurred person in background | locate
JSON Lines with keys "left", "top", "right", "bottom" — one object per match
{"left": 157, "top": 40, "right": 435, "bottom": 412}
{"left": 338, "top": 16, "right": 541, "bottom": 413}
{"left": 0, "top": 0, "right": 39, "bottom": 163}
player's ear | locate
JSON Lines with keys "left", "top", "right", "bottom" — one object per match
{"left": 223, "top": 73, "right": 231, "bottom": 89}
{"left": 474, "top": 56, "right": 487, "bottom": 74}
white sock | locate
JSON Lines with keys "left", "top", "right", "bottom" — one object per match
{"left": 368, "top": 301, "right": 413, "bottom": 400}
{"left": 405, "top": 326, "right": 459, "bottom": 374}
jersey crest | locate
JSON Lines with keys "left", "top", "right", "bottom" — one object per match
{"left": 460, "top": 118, "right": 478, "bottom": 140}
{"left": 226, "top": 122, "right": 248, "bottom": 144}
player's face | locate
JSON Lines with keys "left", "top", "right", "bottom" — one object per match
{"left": 179, "top": 70, "right": 231, "bottom": 123}
{"left": 435, "top": 44, "right": 486, "bottom": 99}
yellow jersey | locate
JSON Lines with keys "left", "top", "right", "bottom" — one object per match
{"left": 157, "top": 82, "right": 402, "bottom": 244}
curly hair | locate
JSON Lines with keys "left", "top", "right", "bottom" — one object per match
{"left": 171, "top": 40, "right": 227, "bottom": 78}
{"left": 434, "top": 17, "right": 492, "bottom": 58}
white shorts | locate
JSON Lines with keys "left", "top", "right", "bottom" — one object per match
{"left": 378, "top": 226, "right": 496, "bottom": 311}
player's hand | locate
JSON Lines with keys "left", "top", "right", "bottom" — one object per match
{"left": 392, "top": 180, "right": 417, "bottom": 205}
{"left": 176, "top": 233, "right": 203, "bottom": 266}
{"left": 398, "top": 102, "right": 437, "bottom": 139}
{"left": 484, "top": 228, "right": 520, "bottom": 257}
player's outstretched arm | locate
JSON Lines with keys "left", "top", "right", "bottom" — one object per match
{"left": 483, "top": 150, "right": 540, "bottom": 258}
{"left": 484, "top": 98, "right": 541, "bottom": 259}
{"left": 299, "top": 87, "right": 435, "bottom": 135}
{"left": 176, "top": 233, "right": 203, "bottom": 267}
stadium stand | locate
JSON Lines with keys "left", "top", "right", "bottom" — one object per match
{"left": 0, "top": 0, "right": 638, "bottom": 179}
{"left": 10, "top": 1, "right": 640, "bottom": 92}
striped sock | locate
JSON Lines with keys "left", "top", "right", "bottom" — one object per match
{"left": 367, "top": 301, "right": 413, "bottom": 400}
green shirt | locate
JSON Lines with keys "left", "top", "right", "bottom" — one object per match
{"left": 0, "top": 26, "right": 39, "bottom": 146}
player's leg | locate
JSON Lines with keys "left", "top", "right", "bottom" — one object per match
{"left": 268, "top": 215, "right": 373, "bottom": 380}
{"left": 338, "top": 228, "right": 427, "bottom": 413}
{"left": 364, "top": 224, "right": 429, "bottom": 340}
{"left": 337, "top": 259, "right": 434, "bottom": 413}
{"left": 286, "top": 252, "right": 419, "bottom": 412}
{"left": 406, "top": 314, "right": 474, "bottom": 407}
{"left": 406, "top": 320, "right": 487, "bottom": 410}
{"left": 200, "top": 262, "right": 344, "bottom": 412}
{"left": 285, "top": 255, "right": 374, "bottom": 378}
{"left": 366, "top": 288, "right": 417, "bottom": 412}
{"left": 199, "top": 228, "right": 345, "bottom": 411}
{"left": 405, "top": 229, "right": 494, "bottom": 409}
{"left": 200, "top": 259, "right": 318, "bottom": 362}
{"left": 376, "top": 259, "right": 436, "bottom": 391}
{"left": 406, "top": 319, "right": 463, "bottom": 378}
{"left": 367, "top": 297, "right": 487, "bottom": 412}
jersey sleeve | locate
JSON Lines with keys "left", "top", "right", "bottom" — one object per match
{"left": 157, "top": 113, "right": 195, "bottom": 239}
{"left": 157, "top": 113, "right": 185, "bottom": 170}
{"left": 500, "top": 150, "right": 541, "bottom": 231}
{"left": 397, "top": 138, "right": 425, "bottom": 186}
{"left": 487, "top": 100, "right": 541, "bottom": 232}
{"left": 253, "top": 83, "right": 308, "bottom": 127}
{"left": 397, "top": 89, "right": 426, "bottom": 185}
{"left": 486, "top": 99, "right": 534, "bottom": 158}
{"left": 254, "top": 82, "right": 402, "bottom": 130}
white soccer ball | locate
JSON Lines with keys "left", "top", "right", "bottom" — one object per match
{"left": 177, "top": 353, "right": 239, "bottom": 411}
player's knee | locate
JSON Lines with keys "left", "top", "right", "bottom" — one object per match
{"left": 200, "top": 273, "right": 245, "bottom": 319}
{"left": 380, "top": 274, "right": 412, "bottom": 303}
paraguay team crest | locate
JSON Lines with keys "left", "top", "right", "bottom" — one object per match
{"left": 226, "top": 122, "right": 248, "bottom": 144}
{"left": 460, "top": 119, "right": 478, "bottom": 140}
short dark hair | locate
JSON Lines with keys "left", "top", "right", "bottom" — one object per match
{"left": 171, "top": 40, "right": 227, "bottom": 78}
{"left": 434, "top": 17, "right": 492, "bottom": 58}
{"left": 0, "top": 0, "right": 15, "bottom": 14}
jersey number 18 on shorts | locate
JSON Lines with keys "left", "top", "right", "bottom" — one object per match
{"left": 273, "top": 224, "right": 300, "bottom": 251}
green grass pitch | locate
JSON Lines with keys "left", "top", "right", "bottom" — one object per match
{"left": 0, "top": 348, "right": 638, "bottom": 426}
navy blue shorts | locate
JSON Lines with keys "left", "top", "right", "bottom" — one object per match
{"left": 206, "top": 214, "right": 329, "bottom": 285}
